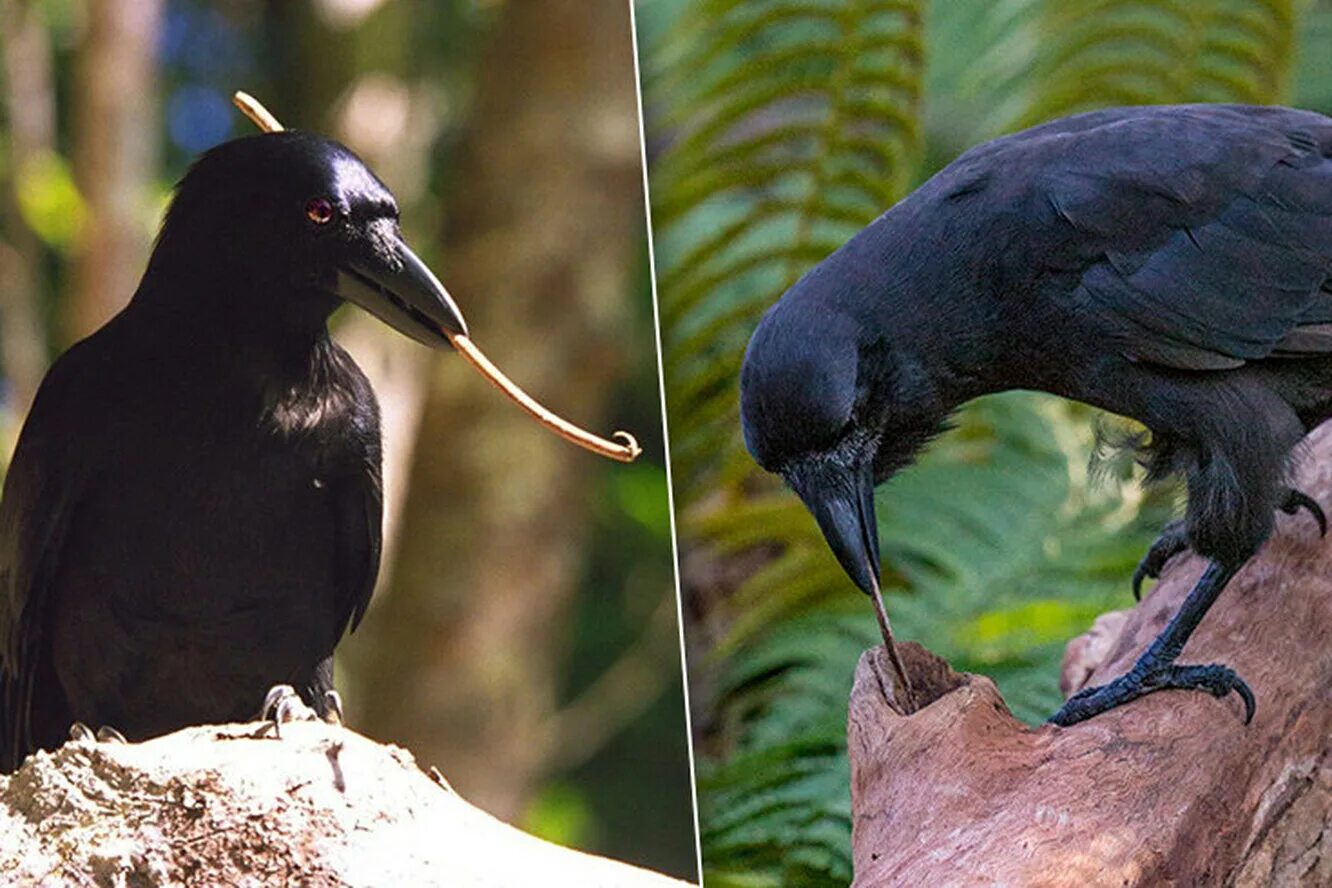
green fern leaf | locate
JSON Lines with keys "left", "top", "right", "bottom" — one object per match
{"left": 651, "top": 0, "right": 926, "bottom": 493}
{"left": 1016, "top": 0, "right": 1298, "bottom": 127}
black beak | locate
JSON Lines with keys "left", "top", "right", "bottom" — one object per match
{"left": 794, "top": 464, "right": 882, "bottom": 598}
{"left": 335, "top": 237, "right": 468, "bottom": 349}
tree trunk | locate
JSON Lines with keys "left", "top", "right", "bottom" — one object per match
{"left": 0, "top": 0, "right": 57, "bottom": 416}
{"left": 848, "top": 423, "right": 1332, "bottom": 887}
{"left": 346, "top": 0, "right": 645, "bottom": 819}
{"left": 67, "top": 0, "right": 162, "bottom": 342}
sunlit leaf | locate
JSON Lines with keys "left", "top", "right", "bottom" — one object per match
{"left": 15, "top": 151, "right": 85, "bottom": 250}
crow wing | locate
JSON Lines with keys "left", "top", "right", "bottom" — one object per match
{"left": 966, "top": 105, "right": 1332, "bottom": 370}
{"left": 327, "top": 347, "right": 383, "bottom": 637}
{"left": 0, "top": 346, "right": 98, "bottom": 770}
{"left": 334, "top": 446, "right": 382, "bottom": 636}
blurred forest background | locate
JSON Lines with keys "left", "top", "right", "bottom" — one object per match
{"left": 0, "top": 0, "right": 696, "bottom": 880}
{"left": 638, "top": 0, "right": 1332, "bottom": 884}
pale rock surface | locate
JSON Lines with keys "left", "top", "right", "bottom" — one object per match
{"left": 0, "top": 720, "right": 694, "bottom": 887}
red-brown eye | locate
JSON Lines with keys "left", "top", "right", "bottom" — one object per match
{"left": 305, "top": 197, "right": 335, "bottom": 225}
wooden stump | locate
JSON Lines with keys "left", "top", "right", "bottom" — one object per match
{"left": 848, "top": 425, "right": 1332, "bottom": 887}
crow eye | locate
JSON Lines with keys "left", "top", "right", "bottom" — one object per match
{"left": 305, "top": 197, "right": 335, "bottom": 225}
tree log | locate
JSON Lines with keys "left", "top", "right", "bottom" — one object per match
{"left": 0, "top": 721, "right": 693, "bottom": 886}
{"left": 848, "top": 423, "right": 1332, "bottom": 887}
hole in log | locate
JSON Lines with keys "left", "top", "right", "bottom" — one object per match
{"left": 882, "top": 643, "right": 969, "bottom": 712}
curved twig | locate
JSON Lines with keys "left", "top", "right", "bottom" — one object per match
{"left": 449, "top": 335, "right": 641, "bottom": 462}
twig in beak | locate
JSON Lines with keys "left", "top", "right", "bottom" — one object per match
{"left": 449, "top": 334, "right": 641, "bottom": 462}
{"left": 232, "top": 91, "right": 641, "bottom": 464}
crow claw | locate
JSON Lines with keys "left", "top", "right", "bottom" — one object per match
{"left": 1050, "top": 661, "right": 1255, "bottom": 726}
{"left": 1155, "top": 663, "right": 1256, "bottom": 724}
{"left": 322, "top": 689, "right": 344, "bottom": 726}
{"left": 69, "top": 722, "right": 127, "bottom": 745}
{"left": 1132, "top": 521, "right": 1189, "bottom": 601}
{"left": 260, "top": 684, "right": 318, "bottom": 738}
{"left": 1131, "top": 564, "right": 1149, "bottom": 602}
{"left": 95, "top": 726, "right": 127, "bottom": 744}
{"left": 1280, "top": 488, "right": 1327, "bottom": 537}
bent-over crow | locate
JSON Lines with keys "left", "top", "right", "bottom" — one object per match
{"left": 741, "top": 104, "right": 1332, "bottom": 725}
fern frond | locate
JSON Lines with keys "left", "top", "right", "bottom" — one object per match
{"left": 651, "top": 0, "right": 926, "bottom": 494}
{"left": 1016, "top": 0, "right": 1298, "bottom": 127}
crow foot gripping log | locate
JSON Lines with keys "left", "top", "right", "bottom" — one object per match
{"left": 1051, "top": 560, "right": 1254, "bottom": 726}
{"left": 259, "top": 684, "right": 343, "bottom": 738}
{"left": 68, "top": 723, "right": 127, "bottom": 744}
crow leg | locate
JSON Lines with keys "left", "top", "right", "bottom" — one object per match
{"left": 1133, "top": 488, "right": 1325, "bottom": 601}
{"left": 1050, "top": 560, "right": 1254, "bottom": 726}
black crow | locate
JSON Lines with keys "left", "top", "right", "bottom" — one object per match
{"left": 0, "top": 131, "right": 467, "bottom": 770}
{"left": 740, "top": 104, "right": 1332, "bottom": 725}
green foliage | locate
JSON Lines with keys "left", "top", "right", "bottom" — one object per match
{"left": 648, "top": 0, "right": 925, "bottom": 491}
{"left": 1295, "top": 1, "right": 1332, "bottom": 111}
{"left": 15, "top": 150, "right": 85, "bottom": 250}
{"left": 646, "top": 0, "right": 1306, "bottom": 884}
{"left": 1015, "top": 0, "right": 1298, "bottom": 127}
{"left": 522, "top": 781, "right": 600, "bottom": 849}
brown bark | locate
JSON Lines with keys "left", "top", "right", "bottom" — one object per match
{"left": 345, "top": 0, "right": 646, "bottom": 818}
{"left": 0, "top": 721, "right": 692, "bottom": 886}
{"left": 848, "top": 423, "right": 1332, "bottom": 887}
{"left": 67, "top": 0, "right": 162, "bottom": 342}
{"left": 0, "top": 0, "right": 57, "bottom": 415}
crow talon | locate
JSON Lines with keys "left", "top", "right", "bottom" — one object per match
{"left": 95, "top": 726, "right": 127, "bottom": 744}
{"left": 1280, "top": 488, "right": 1327, "bottom": 537}
{"left": 322, "top": 689, "right": 344, "bottom": 726}
{"left": 1050, "top": 660, "right": 1255, "bottom": 726}
{"left": 1132, "top": 521, "right": 1189, "bottom": 601}
{"left": 261, "top": 683, "right": 293, "bottom": 720}
{"left": 260, "top": 684, "right": 318, "bottom": 738}
{"left": 1130, "top": 564, "right": 1151, "bottom": 602}
{"left": 68, "top": 722, "right": 128, "bottom": 745}
{"left": 1145, "top": 663, "right": 1256, "bottom": 724}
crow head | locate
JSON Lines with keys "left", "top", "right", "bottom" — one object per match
{"left": 739, "top": 278, "right": 947, "bottom": 600}
{"left": 145, "top": 131, "right": 466, "bottom": 348}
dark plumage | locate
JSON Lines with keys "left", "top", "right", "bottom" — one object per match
{"left": 740, "top": 104, "right": 1332, "bottom": 725}
{"left": 0, "top": 132, "right": 467, "bottom": 770}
